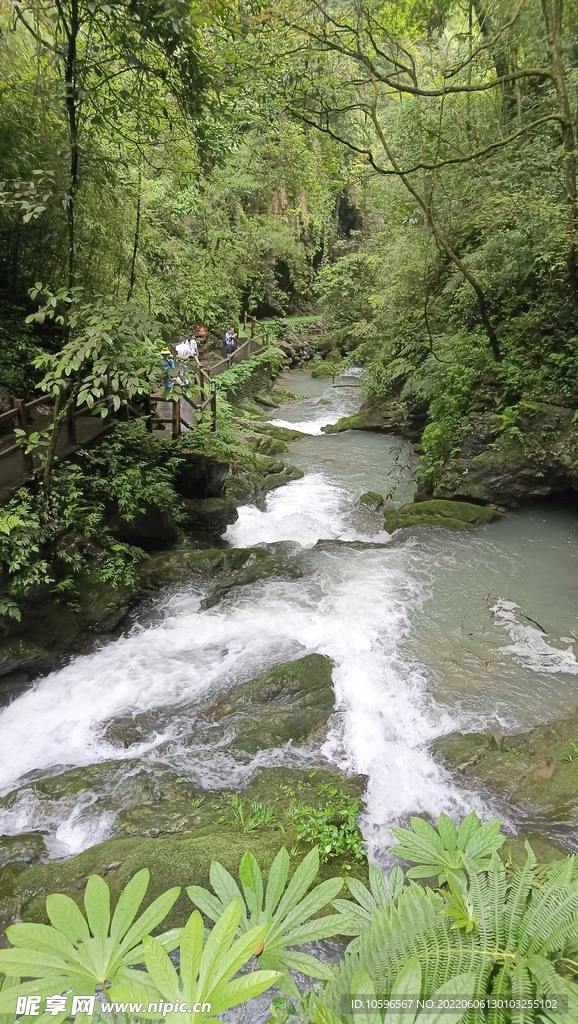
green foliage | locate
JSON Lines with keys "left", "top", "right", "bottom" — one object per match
{"left": 0, "top": 316, "right": 42, "bottom": 397}
{"left": 214, "top": 346, "right": 285, "bottom": 398}
{"left": 0, "top": 880, "right": 280, "bottom": 1024}
{"left": 282, "top": 784, "right": 366, "bottom": 865}
{"left": 315, "top": 958, "right": 476, "bottom": 1024}
{"left": 139, "top": 900, "right": 281, "bottom": 1022}
{"left": 332, "top": 864, "right": 404, "bottom": 936}
{"left": 28, "top": 287, "right": 164, "bottom": 415}
{"left": 316, "top": 254, "right": 379, "bottom": 333}
{"left": 0, "top": 420, "right": 188, "bottom": 618}
{"left": 187, "top": 847, "right": 349, "bottom": 998}
{"left": 389, "top": 812, "right": 505, "bottom": 886}
{"left": 218, "top": 794, "right": 278, "bottom": 833}
{"left": 78, "top": 422, "right": 184, "bottom": 525}
{"left": 320, "top": 846, "right": 578, "bottom": 1024}
{"left": 0, "top": 869, "right": 181, "bottom": 1012}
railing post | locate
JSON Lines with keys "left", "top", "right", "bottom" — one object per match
{"left": 243, "top": 310, "right": 248, "bottom": 328}
{"left": 66, "top": 396, "right": 77, "bottom": 446}
{"left": 14, "top": 399, "right": 33, "bottom": 476}
{"left": 251, "top": 317, "right": 256, "bottom": 338}
{"left": 172, "top": 398, "right": 180, "bottom": 439}
{"left": 199, "top": 367, "right": 207, "bottom": 424}
{"left": 143, "top": 394, "right": 153, "bottom": 432}
{"left": 211, "top": 382, "right": 217, "bottom": 432}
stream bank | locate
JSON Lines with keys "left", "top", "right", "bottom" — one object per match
{"left": 326, "top": 393, "right": 578, "bottom": 508}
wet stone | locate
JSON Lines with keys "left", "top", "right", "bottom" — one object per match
{"left": 205, "top": 653, "right": 335, "bottom": 754}
{"left": 0, "top": 833, "right": 48, "bottom": 868}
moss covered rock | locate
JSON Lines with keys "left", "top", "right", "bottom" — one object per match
{"left": 311, "top": 362, "right": 337, "bottom": 379}
{"left": 359, "top": 491, "right": 385, "bottom": 509}
{"left": 262, "top": 464, "right": 304, "bottom": 491}
{"left": 323, "top": 396, "right": 427, "bottom": 440}
{"left": 206, "top": 653, "right": 335, "bottom": 753}
{"left": 138, "top": 544, "right": 302, "bottom": 608}
{"left": 384, "top": 499, "right": 502, "bottom": 532}
{"left": 7, "top": 767, "right": 366, "bottom": 928}
{"left": 430, "top": 404, "right": 578, "bottom": 508}
{"left": 243, "top": 422, "right": 309, "bottom": 442}
{"left": 181, "top": 497, "right": 239, "bottom": 538}
{"left": 432, "top": 713, "right": 578, "bottom": 825}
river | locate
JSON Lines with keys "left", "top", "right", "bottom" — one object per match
{"left": 0, "top": 370, "right": 578, "bottom": 867}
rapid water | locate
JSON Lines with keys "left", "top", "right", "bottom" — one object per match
{"left": 1, "top": 372, "right": 578, "bottom": 864}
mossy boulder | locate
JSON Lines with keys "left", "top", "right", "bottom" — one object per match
{"left": 384, "top": 499, "right": 502, "bottom": 532}
{"left": 0, "top": 833, "right": 48, "bottom": 869}
{"left": 0, "top": 578, "right": 133, "bottom": 691}
{"left": 226, "top": 455, "right": 304, "bottom": 504}
{"left": 240, "top": 432, "right": 289, "bottom": 456}
{"left": 242, "top": 422, "right": 309, "bottom": 442}
{"left": 138, "top": 544, "right": 302, "bottom": 608}
{"left": 206, "top": 654, "right": 335, "bottom": 753}
{"left": 325, "top": 349, "right": 342, "bottom": 364}
{"left": 311, "top": 362, "right": 337, "bottom": 379}
{"left": 262, "top": 464, "right": 304, "bottom": 491}
{"left": 323, "top": 396, "right": 428, "bottom": 440}
{"left": 359, "top": 491, "right": 385, "bottom": 509}
{"left": 181, "top": 497, "right": 239, "bottom": 538}
{"left": 432, "top": 713, "right": 578, "bottom": 825}
{"left": 6, "top": 767, "right": 366, "bottom": 928}
{"left": 430, "top": 404, "right": 578, "bottom": 508}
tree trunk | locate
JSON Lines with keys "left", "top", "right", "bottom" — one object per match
{"left": 127, "top": 160, "right": 142, "bottom": 300}
{"left": 541, "top": 0, "right": 578, "bottom": 303}
{"left": 369, "top": 100, "right": 502, "bottom": 360}
{"left": 42, "top": 392, "right": 68, "bottom": 498}
{"left": 471, "top": 0, "right": 517, "bottom": 120}
{"left": 62, "top": 0, "right": 79, "bottom": 288}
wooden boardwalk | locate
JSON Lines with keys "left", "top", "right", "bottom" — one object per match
{"left": 0, "top": 322, "right": 270, "bottom": 503}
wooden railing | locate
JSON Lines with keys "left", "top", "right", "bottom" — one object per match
{"left": 0, "top": 392, "right": 105, "bottom": 476}
{"left": 207, "top": 318, "right": 270, "bottom": 378}
{"left": 0, "top": 314, "right": 271, "bottom": 477}
{"left": 146, "top": 367, "right": 218, "bottom": 439}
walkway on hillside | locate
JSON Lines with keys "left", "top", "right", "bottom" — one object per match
{"left": 0, "top": 324, "right": 270, "bottom": 503}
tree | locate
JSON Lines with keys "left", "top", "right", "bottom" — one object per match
{"left": 26, "top": 285, "right": 164, "bottom": 494}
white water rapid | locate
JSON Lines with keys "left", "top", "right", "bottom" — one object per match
{"left": 1, "top": 371, "right": 578, "bottom": 863}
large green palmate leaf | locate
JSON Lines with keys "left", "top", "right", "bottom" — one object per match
{"left": 132, "top": 898, "right": 281, "bottom": 1022}
{"left": 187, "top": 846, "right": 351, "bottom": 998}
{"left": 389, "top": 812, "right": 505, "bottom": 885}
{"left": 0, "top": 869, "right": 180, "bottom": 1018}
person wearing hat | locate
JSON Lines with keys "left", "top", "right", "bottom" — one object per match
{"left": 161, "top": 346, "right": 176, "bottom": 391}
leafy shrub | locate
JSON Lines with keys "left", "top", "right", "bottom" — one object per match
{"left": 284, "top": 784, "right": 366, "bottom": 865}
{"left": 77, "top": 422, "right": 184, "bottom": 525}
{"left": 319, "top": 845, "right": 578, "bottom": 1023}
{"left": 187, "top": 847, "right": 349, "bottom": 998}
{"left": 0, "top": 317, "right": 42, "bottom": 398}
{"left": 389, "top": 812, "right": 505, "bottom": 886}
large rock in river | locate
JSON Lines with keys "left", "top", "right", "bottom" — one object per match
{"left": 206, "top": 653, "right": 335, "bottom": 753}
{"left": 3, "top": 767, "right": 366, "bottom": 928}
{"left": 323, "top": 396, "right": 428, "bottom": 441}
{"left": 432, "top": 713, "right": 578, "bottom": 827}
{"left": 384, "top": 499, "right": 502, "bottom": 532}
{"left": 431, "top": 403, "right": 578, "bottom": 507}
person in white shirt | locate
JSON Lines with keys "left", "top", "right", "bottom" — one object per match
{"left": 187, "top": 336, "right": 199, "bottom": 364}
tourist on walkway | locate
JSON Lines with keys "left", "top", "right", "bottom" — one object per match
{"left": 223, "top": 327, "right": 238, "bottom": 363}
{"left": 161, "top": 346, "right": 176, "bottom": 392}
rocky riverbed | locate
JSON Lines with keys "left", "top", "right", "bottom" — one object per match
{"left": 1, "top": 367, "right": 578, "bottom": 946}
